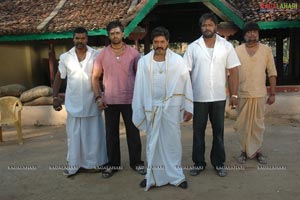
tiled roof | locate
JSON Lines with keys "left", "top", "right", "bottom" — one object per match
{"left": 0, "top": 0, "right": 147, "bottom": 36}
{"left": 224, "top": 0, "right": 300, "bottom": 22}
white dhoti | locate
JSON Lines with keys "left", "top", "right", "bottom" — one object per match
{"left": 146, "top": 106, "right": 185, "bottom": 191}
{"left": 66, "top": 112, "right": 107, "bottom": 174}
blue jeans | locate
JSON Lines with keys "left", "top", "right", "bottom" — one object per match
{"left": 192, "top": 101, "right": 226, "bottom": 169}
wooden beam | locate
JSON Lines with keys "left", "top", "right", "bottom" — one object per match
{"left": 276, "top": 31, "right": 284, "bottom": 84}
{"left": 37, "top": 0, "right": 67, "bottom": 30}
{"left": 0, "top": 126, "right": 2, "bottom": 143}
{"left": 202, "top": 1, "right": 231, "bottom": 22}
{"left": 48, "top": 42, "right": 56, "bottom": 87}
{"left": 144, "top": 24, "right": 151, "bottom": 54}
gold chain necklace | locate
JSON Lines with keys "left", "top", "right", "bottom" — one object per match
{"left": 157, "top": 61, "right": 165, "bottom": 74}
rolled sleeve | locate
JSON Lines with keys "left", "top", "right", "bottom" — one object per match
{"left": 226, "top": 45, "right": 241, "bottom": 69}
{"left": 58, "top": 55, "right": 67, "bottom": 79}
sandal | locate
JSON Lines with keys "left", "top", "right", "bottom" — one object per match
{"left": 237, "top": 152, "right": 247, "bottom": 164}
{"left": 102, "top": 168, "right": 116, "bottom": 178}
{"left": 139, "top": 179, "right": 146, "bottom": 188}
{"left": 178, "top": 181, "right": 188, "bottom": 189}
{"left": 189, "top": 166, "right": 205, "bottom": 176}
{"left": 63, "top": 169, "right": 78, "bottom": 178}
{"left": 256, "top": 153, "right": 267, "bottom": 164}
{"left": 140, "top": 179, "right": 157, "bottom": 190}
{"left": 134, "top": 165, "right": 147, "bottom": 175}
{"left": 215, "top": 167, "right": 227, "bottom": 177}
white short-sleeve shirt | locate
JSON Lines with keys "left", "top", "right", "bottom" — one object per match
{"left": 58, "top": 46, "right": 100, "bottom": 117}
{"left": 184, "top": 35, "right": 240, "bottom": 102}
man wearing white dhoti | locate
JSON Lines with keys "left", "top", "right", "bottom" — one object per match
{"left": 53, "top": 27, "right": 107, "bottom": 177}
{"left": 132, "top": 27, "right": 193, "bottom": 191}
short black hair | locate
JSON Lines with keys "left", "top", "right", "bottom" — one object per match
{"left": 199, "top": 13, "right": 218, "bottom": 27}
{"left": 73, "top": 27, "right": 88, "bottom": 37}
{"left": 150, "top": 26, "right": 170, "bottom": 41}
{"left": 106, "top": 20, "right": 124, "bottom": 33}
{"left": 243, "top": 22, "right": 260, "bottom": 35}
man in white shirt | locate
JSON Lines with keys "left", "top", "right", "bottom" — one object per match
{"left": 184, "top": 13, "right": 240, "bottom": 177}
{"left": 133, "top": 27, "right": 193, "bottom": 190}
{"left": 53, "top": 27, "right": 107, "bottom": 177}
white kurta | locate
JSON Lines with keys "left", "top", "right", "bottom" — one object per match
{"left": 132, "top": 49, "right": 193, "bottom": 191}
{"left": 58, "top": 46, "right": 107, "bottom": 174}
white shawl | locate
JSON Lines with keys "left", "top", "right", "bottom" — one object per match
{"left": 132, "top": 49, "right": 193, "bottom": 132}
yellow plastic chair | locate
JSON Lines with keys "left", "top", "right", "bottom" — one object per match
{"left": 0, "top": 96, "right": 23, "bottom": 144}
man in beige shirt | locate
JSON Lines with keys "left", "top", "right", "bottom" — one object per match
{"left": 235, "top": 22, "right": 277, "bottom": 164}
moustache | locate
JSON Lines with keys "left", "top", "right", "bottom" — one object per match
{"left": 154, "top": 47, "right": 164, "bottom": 51}
{"left": 246, "top": 38, "right": 259, "bottom": 43}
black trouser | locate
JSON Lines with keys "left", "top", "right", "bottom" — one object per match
{"left": 192, "top": 101, "right": 226, "bottom": 169}
{"left": 104, "top": 104, "right": 143, "bottom": 169}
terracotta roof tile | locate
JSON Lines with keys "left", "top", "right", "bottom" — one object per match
{"left": 0, "top": 0, "right": 61, "bottom": 35}
{"left": 0, "top": 0, "right": 147, "bottom": 36}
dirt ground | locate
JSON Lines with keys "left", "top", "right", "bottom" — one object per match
{"left": 1, "top": 115, "right": 299, "bottom": 200}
